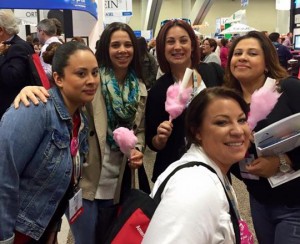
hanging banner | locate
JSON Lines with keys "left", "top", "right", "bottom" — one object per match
{"left": 104, "top": 0, "right": 132, "bottom": 18}
{"left": 0, "top": 0, "right": 98, "bottom": 19}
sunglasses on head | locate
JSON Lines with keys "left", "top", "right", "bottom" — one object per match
{"left": 160, "top": 18, "right": 191, "bottom": 27}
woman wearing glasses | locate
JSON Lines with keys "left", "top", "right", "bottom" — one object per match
{"left": 202, "top": 38, "right": 222, "bottom": 65}
{"left": 145, "top": 19, "right": 224, "bottom": 182}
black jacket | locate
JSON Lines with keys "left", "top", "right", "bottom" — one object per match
{"left": 0, "top": 35, "right": 34, "bottom": 119}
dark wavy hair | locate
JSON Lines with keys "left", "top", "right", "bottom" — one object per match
{"left": 185, "top": 87, "right": 249, "bottom": 148}
{"left": 224, "top": 31, "right": 288, "bottom": 92}
{"left": 95, "top": 22, "right": 142, "bottom": 79}
{"left": 156, "top": 19, "right": 200, "bottom": 73}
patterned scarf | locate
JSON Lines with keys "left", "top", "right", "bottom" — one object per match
{"left": 100, "top": 67, "right": 139, "bottom": 149}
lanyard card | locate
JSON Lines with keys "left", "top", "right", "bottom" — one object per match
{"left": 69, "top": 188, "right": 83, "bottom": 224}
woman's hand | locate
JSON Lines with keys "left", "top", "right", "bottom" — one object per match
{"left": 246, "top": 155, "right": 281, "bottom": 178}
{"left": 152, "top": 121, "right": 173, "bottom": 150}
{"left": 128, "top": 148, "right": 143, "bottom": 169}
{"left": 14, "top": 86, "right": 49, "bottom": 108}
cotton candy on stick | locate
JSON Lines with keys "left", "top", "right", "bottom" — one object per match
{"left": 113, "top": 127, "right": 138, "bottom": 157}
{"left": 113, "top": 127, "right": 138, "bottom": 188}
{"left": 165, "top": 68, "right": 193, "bottom": 121}
{"left": 247, "top": 78, "right": 281, "bottom": 130}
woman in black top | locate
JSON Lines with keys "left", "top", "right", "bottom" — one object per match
{"left": 225, "top": 31, "right": 300, "bottom": 244}
{"left": 145, "top": 19, "right": 223, "bottom": 182}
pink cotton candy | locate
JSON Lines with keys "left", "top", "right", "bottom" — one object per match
{"left": 248, "top": 78, "right": 281, "bottom": 130}
{"left": 113, "top": 127, "right": 137, "bottom": 156}
{"left": 165, "top": 82, "right": 192, "bottom": 121}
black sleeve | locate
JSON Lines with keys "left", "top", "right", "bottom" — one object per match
{"left": 197, "top": 62, "right": 224, "bottom": 87}
{"left": 281, "top": 77, "right": 300, "bottom": 170}
{"left": 0, "top": 43, "right": 33, "bottom": 89}
{"left": 145, "top": 75, "right": 171, "bottom": 151}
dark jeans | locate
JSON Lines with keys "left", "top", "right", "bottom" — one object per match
{"left": 66, "top": 199, "right": 115, "bottom": 244}
{"left": 250, "top": 194, "right": 300, "bottom": 244}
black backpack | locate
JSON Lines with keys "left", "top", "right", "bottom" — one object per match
{"left": 104, "top": 161, "right": 240, "bottom": 244}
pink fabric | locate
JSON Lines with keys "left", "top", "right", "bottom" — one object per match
{"left": 247, "top": 78, "right": 281, "bottom": 130}
{"left": 239, "top": 220, "right": 254, "bottom": 244}
{"left": 165, "top": 82, "right": 192, "bottom": 121}
{"left": 113, "top": 127, "right": 137, "bottom": 156}
{"left": 220, "top": 46, "right": 228, "bottom": 69}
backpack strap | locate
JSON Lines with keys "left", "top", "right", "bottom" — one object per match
{"left": 153, "top": 161, "right": 240, "bottom": 244}
{"left": 153, "top": 161, "right": 203, "bottom": 202}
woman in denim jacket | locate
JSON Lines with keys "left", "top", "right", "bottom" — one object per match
{"left": 13, "top": 22, "right": 147, "bottom": 244}
{"left": 0, "top": 41, "right": 99, "bottom": 244}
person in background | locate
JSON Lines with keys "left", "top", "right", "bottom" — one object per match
{"left": 268, "top": 32, "right": 293, "bottom": 70}
{"left": 37, "top": 18, "right": 62, "bottom": 80}
{"left": 225, "top": 30, "right": 300, "bottom": 244}
{"left": 261, "top": 30, "right": 269, "bottom": 37}
{"left": 0, "top": 41, "right": 99, "bottom": 244}
{"left": 282, "top": 32, "right": 293, "bottom": 49}
{"left": 14, "top": 22, "right": 147, "bottom": 244}
{"left": 42, "top": 42, "right": 62, "bottom": 65}
{"left": 202, "top": 38, "right": 221, "bottom": 65}
{"left": 143, "top": 87, "right": 251, "bottom": 243}
{"left": 148, "top": 38, "right": 157, "bottom": 64}
{"left": 137, "top": 36, "right": 158, "bottom": 90}
{"left": 26, "top": 35, "right": 34, "bottom": 49}
{"left": 71, "top": 36, "right": 86, "bottom": 44}
{"left": 0, "top": 9, "right": 34, "bottom": 119}
{"left": 50, "top": 18, "right": 64, "bottom": 43}
{"left": 33, "top": 43, "right": 41, "bottom": 54}
{"left": 42, "top": 42, "right": 62, "bottom": 85}
{"left": 145, "top": 19, "right": 223, "bottom": 182}
{"left": 220, "top": 38, "right": 229, "bottom": 70}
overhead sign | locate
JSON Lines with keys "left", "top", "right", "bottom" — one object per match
{"left": 133, "top": 30, "right": 153, "bottom": 41}
{"left": 0, "top": 0, "right": 98, "bottom": 19}
{"left": 104, "top": 0, "right": 132, "bottom": 18}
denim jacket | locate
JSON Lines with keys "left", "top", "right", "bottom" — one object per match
{"left": 0, "top": 87, "right": 89, "bottom": 243}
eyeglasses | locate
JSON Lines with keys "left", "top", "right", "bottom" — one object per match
{"left": 160, "top": 18, "right": 191, "bottom": 27}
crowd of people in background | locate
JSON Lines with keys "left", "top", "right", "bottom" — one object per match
{"left": 1, "top": 8, "right": 300, "bottom": 244}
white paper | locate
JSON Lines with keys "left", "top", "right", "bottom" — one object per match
{"left": 179, "top": 68, "right": 193, "bottom": 93}
{"left": 268, "top": 170, "right": 300, "bottom": 188}
{"left": 253, "top": 113, "right": 300, "bottom": 187}
{"left": 254, "top": 113, "right": 300, "bottom": 157}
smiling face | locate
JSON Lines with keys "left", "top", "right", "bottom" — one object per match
{"left": 109, "top": 30, "right": 134, "bottom": 72}
{"left": 54, "top": 49, "right": 99, "bottom": 114}
{"left": 164, "top": 26, "right": 192, "bottom": 69}
{"left": 230, "top": 38, "right": 266, "bottom": 87}
{"left": 196, "top": 98, "right": 250, "bottom": 174}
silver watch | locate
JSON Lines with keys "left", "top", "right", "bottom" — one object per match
{"left": 279, "top": 153, "right": 291, "bottom": 173}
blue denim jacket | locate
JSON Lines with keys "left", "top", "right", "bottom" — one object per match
{"left": 0, "top": 87, "right": 89, "bottom": 243}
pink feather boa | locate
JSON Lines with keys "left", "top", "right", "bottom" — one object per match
{"left": 247, "top": 78, "right": 281, "bottom": 130}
